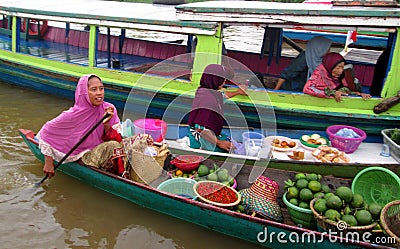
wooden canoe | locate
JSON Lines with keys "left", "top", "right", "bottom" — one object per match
{"left": 19, "top": 128, "right": 396, "bottom": 248}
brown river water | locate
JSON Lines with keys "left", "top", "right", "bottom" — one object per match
{"left": 0, "top": 82, "right": 265, "bottom": 249}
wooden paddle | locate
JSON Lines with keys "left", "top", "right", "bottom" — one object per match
{"left": 36, "top": 113, "right": 111, "bottom": 186}
{"left": 373, "top": 90, "right": 400, "bottom": 114}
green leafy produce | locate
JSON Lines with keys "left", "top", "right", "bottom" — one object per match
{"left": 390, "top": 128, "right": 400, "bottom": 145}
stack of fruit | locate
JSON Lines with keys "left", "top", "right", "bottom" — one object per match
{"left": 194, "top": 163, "right": 235, "bottom": 188}
{"left": 283, "top": 172, "right": 327, "bottom": 229}
{"left": 311, "top": 185, "right": 382, "bottom": 232}
{"left": 170, "top": 169, "right": 196, "bottom": 178}
{"left": 284, "top": 172, "right": 327, "bottom": 209}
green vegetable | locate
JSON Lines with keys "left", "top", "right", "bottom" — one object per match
{"left": 390, "top": 128, "right": 400, "bottom": 145}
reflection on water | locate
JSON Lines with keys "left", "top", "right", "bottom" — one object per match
{"left": 0, "top": 82, "right": 263, "bottom": 248}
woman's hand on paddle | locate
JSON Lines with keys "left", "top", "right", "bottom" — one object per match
{"left": 43, "top": 155, "right": 55, "bottom": 178}
{"left": 103, "top": 107, "right": 114, "bottom": 124}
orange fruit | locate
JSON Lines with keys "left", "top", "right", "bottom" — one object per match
{"left": 176, "top": 170, "right": 183, "bottom": 176}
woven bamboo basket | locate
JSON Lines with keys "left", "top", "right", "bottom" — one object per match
{"left": 310, "top": 198, "right": 377, "bottom": 236}
{"left": 380, "top": 200, "right": 400, "bottom": 247}
{"left": 126, "top": 145, "right": 169, "bottom": 185}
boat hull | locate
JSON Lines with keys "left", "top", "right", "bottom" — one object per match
{"left": 19, "top": 129, "right": 393, "bottom": 249}
{"left": 1, "top": 54, "right": 397, "bottom": 143}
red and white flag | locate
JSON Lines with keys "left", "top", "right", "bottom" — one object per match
{"left": 345, "top": 30, "right": 357, "bottom": 48}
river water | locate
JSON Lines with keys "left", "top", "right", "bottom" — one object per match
{"left": 0, "top": 82, "right": 266, "bottom": 248}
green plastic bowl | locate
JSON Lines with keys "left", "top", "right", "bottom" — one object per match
{"left": 157, "top": 178, "right": 197, "bottom": 199}
{"left": 351, "top": 167, "right": 400, "bottom": 207}
{"left": 299, "top": 134, "right": 330, "bottom": 149}
{"left": 283, "top": 192, "right": 317, "bottom": 229}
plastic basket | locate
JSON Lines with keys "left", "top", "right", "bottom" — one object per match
{"left": 133, "top": 118, "right": 167, "bottom": 143}
{"left": 351, "top": 167, "right": 400, "bottom": 207}
{"left": 310, "top": 197, "right": 377, "bottom": 235}
{"left": 170, "top": 155, "right": 204, "bottom": 172}
{"left": 283, "top": 192, "right": 317, "bottom": 229}
{"left": 326, "top": 125, "right": 366, "bottom": 153}
{"left": 381, "top": 129, "right": 400, "bottom": 163}
{"left": 157, "top": 178, "right": 197, "bottom": 199}
{"left": 380, "top": 200, "right": 400, "bottom": 247}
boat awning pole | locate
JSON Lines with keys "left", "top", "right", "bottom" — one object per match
{"left": 187, "top": 34, "right": 194, "bottom": 53}
{"left": 382, "top": 28, "right": 400, "bottom": 98}
{"left": 65, "top": 23, "right": 70, "bottom": 40}
{"left": 88, "top": 25, "right": 98, "bottom": 67}
{"left": 261, "top": 27, "right": 283, "bottom": 65}
{"left": 191, "top": 24, "right": 221, "bottom": 86}
{"left": 107, "top": 27, "right": 111, "bottom": 68}
{"left": 119, "top": 29, "right": 125, "bottom": 54}
{"left": 11, "top": 16, "right": 20, "bottom": 53}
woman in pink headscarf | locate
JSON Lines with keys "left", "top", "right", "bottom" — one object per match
{"left": 38, "top": 74, "right": 121, "bottom": 178}
{"left": 303, "top": 52, "right": 371, "bottom": 102}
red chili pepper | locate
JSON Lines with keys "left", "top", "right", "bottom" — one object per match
{"left": 197, "top": 182, "right": 237, "bottom": 204}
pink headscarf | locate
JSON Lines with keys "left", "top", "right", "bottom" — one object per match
{"left": 39, "top": 74, "right": 120, "bottom": 156}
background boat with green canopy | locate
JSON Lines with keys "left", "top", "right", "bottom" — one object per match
{"left": 0, "top": 0, "right": 398, "bottom": 142}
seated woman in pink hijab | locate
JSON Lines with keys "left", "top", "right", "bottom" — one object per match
{"left": 188, "top": 64, "right": 247, "bottom": 152}
{"left": 303, "top": 52, "right": 371, "bottom": 102}
{"left": 37, "top": 74, "right": 122, "bottom": 178}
